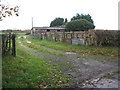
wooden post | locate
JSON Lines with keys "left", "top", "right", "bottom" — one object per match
{"left": 9, "top": 33, "right": 11, "bottom": 51}
{"left": 70, "top": 32, "right": 74, "bottom": 44}
{"left": 71, "top": 33, "right": 73, "bottom": 39}
{"left": 2, "top": 35, "right": 5, "bottom": 55}
{"left": 12, "top": 34, "right": 16, "bottom": 57}
{"left": 5, "top": 36, "right": 8, "bottom": 50}
{"left": 63, "top": 31, "right": 65, "bottom": 38}
{"left": 76, "top": 33, "right": 79, "bottom": 38}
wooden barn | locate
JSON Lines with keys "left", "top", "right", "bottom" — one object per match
{"left": 31, "top": 26, "right": 66, "bottom": 34}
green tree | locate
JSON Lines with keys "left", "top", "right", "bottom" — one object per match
{"left": 66, "top": 19, "right": 95, "bottom": 31}
{"left": 50, "top": 17, "right": 64, "bottom": 27}
{"left": 71, "top": 13, "right": 94, "bottom": 24}
{"left": 64, "top": 18, "right": 68, "bottom": 24}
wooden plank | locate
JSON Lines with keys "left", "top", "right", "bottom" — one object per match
{"left": 12, "top": 34, "right": 16, "bottom": 57}
{"left": 9, "top": 33, "right": 11, "bottom": 51}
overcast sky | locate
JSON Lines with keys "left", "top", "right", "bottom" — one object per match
{"left": 0, "top": 0, "right": 119, "bottom": 30}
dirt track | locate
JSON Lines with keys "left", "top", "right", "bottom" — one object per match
{"left": 18, "top": 37, "right": 119, "bottom": 88}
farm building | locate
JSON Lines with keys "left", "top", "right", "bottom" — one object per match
{"left": 31, "top": 26, "right": 66, "bottom": 34}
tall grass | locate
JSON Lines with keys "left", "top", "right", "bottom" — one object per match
{"left": 2, "top": 46, "right": 70, "bottom": 88}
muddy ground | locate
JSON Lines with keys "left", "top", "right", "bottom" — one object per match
{"left": 18, "top": 37, "right": 119, "bottom": 88}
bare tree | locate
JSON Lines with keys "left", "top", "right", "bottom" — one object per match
{"left": 0, "top": 0, "right": 19, "bottom": 21}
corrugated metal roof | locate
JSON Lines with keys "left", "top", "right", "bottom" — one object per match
{"left": 32, "top": 27, "right": 66, "bottom": 30}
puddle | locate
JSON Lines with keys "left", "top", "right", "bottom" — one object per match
{"left": 95, "top": 78, "right": 118, "bottom": 88}
{"left": 41, "top": 46, "right": 64, "bottom": 54}
{"left": 23, "top": 36, "right": 26, "bottom": 39}
{"left": 65, "top": 52, "right": 76, "bottom": 55}
{"left": 18, "top": 36, "right": 21, "bottom": 39}
{"left": 81, "top": 76, "right": 118, "bottom": 88}
{"left": 27, "top": 41, "right": 31, "bottom": 43}
{"left": 18, "top": 36, "right": 26, "bottom": 39}
{"left": 84, "top": 62, "right": 90, "bottom": 65}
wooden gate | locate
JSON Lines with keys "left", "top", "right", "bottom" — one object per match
{"left": 1, "top": 33, "right": 16, "bottom": 57}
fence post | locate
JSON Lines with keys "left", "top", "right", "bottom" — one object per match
{"left": 9, "top": 33, "right": 11, "bottom": 51}
{"left": 5, "top": 36, "right": 8, "bottom": 50}
{"left": 12, "top": 34, "right": 16, "bottom": 57}
{"left": 63, "top": 31, "right": 65, "bottom": 38}
{"left": 76, "top": 33, "right": 79, "bottom": 38}
{"left": 2, "top": 35, "right": 5, "bottom": 55}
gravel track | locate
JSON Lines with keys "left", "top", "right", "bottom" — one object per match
{"left": 18, "top": 38, "right": 119, "bottom": 88}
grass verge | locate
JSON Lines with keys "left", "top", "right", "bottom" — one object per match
{"left": 18, "top": 37, "right": 65, "bottom": 56}
{"left": 27, "top": 35, "right": 119, "bottom": 57}
{"left": 2, "top": 46, "right": 71, "bottom": 88}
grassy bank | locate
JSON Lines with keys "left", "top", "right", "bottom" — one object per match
{"left": 2, "top": 46, "right": 71, "bottom": 88}
{"left": 27, "top": 35, "right": 119, "bottom": 57}
{"left": 18, "top": 36, "right": 65, "bottom": 56}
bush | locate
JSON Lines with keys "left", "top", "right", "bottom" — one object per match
{"left": 88, "top": 30, "right": 119, "bottom": 46}
{"left": 50, "top": 17, "right": 64, "bottom": 27}
{"left": 66, "top": 19, "right": 95, "bottom": 31}
{"left": 71, "top": 13, "right": 94, "bottom": 24}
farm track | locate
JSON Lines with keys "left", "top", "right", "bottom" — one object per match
{"left": 18, "top": 37, "right": 119, "bottom": 88}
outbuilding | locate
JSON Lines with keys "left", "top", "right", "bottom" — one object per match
{"left": 31, "top": 26, "right": 66, "bottom": 34}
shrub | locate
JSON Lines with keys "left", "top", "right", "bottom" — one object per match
{"left": 50, "top": 17, "right": 64, "bottom": 27}
{"left": 87, "top": 30, "right": 119, "bottom": 46}
{"left": 66, "top": 19, "right": 95, "bottom": 31}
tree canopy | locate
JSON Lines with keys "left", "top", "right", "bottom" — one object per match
{"left": 71, "top": 13, "right": 94, "bottom": 24}
{"left": 64, "top": 18, "right": 68, "bottom": 24}
{"left": 66, "top": 19, "right": 95, "bottom": 31}
{"left": 0, "top": 0, "right": 19, "bottom": 21}
{"left": 50, "top": 17, "right": 64, "bottom": 27}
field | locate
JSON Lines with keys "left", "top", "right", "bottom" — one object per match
{"left": 2, "top": 34, "right": 119, "bottom": 88}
